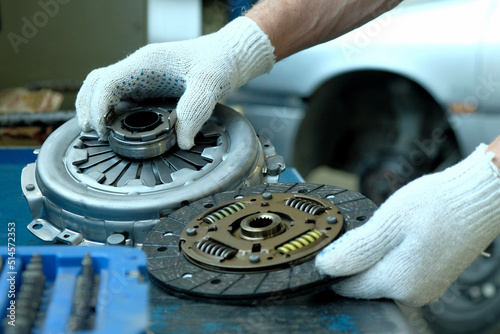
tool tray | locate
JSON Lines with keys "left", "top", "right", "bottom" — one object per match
{"left": 0, "top": 246, "right": 148, "bottom": 334}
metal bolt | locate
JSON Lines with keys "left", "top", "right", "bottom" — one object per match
{"left": 262, "top": 192, "right": 273, "bottom": 200}
{"left": 81, "top": 253, "right": 94, "bottom": 278}
{"left": 249, "top": 255, "right": 260, "bottom": 263}
{"left": 14, "top": 253, "right": 45, "bottom": 331}
{"left": 267, "top": 164, "right": 281, "bottom": 176}
{"left": 482, "top": 282, "right": 497, "bottom": 299}
{"left": 327, "top": 216, "right": 338, "bottom": 224}
{"left": 186, "top": 227, "right": 197, "bottom": 236}
{"left": 25, "top": 184, "right": 35, "bottom": 191}
{"left": 107, "top": 233, "right": 126, "bottom": 245}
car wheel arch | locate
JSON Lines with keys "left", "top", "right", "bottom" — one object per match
{"left": 293, "top": 69, "right": 460, "bottom": 203}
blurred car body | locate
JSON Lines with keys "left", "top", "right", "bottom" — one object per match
{"left": 229, "top": 0, "right": 500, "bottom": 332}
{"left": 230, "top": 0, "right": 500, "bottom": 203}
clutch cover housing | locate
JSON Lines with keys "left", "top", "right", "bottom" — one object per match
{"left": 21, "top": 99, "right": 285, "bottom": 246}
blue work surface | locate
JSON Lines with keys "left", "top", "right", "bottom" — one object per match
{"left": 0, "top": 148, "right": 44, "bottom": 246}
{"left": 0, "top": 148, "right": 415, "bottom": 333}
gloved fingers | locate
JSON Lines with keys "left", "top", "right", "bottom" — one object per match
{"left": 175, "top": 85, "right": 218, "bottom": 150}
{"left": 75, "top": 98, "right": 92, "bottom": 132}
{"left": 314, "top": 145, "right": 500, "bottom": 307}
{"left": 76, "top": 67, "right": 119, "bottom": 138}
{"left": 78, "top": 70, "right": 187, "bottom": 139}
{"left": 89, "top": 86, "right": 116, "bottom": 139}
{"left": 76, "top": 45, "right": 189, "bottom": 138}
{"left": 329, "top": 267, "right": 389, "bottom": 301}
{"left": 75, "top": 69, "right": 101, "bottom": 132}
{"left": 328, "top": 248, "right": 443, "bottom": 308}
{"left": 315, "top": 214, "right": 404, "bottom": 277}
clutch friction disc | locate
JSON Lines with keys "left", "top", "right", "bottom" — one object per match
{"left": 142, "top": 183, "right": 377, "bottom": 303}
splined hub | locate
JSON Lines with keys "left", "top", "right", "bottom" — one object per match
{"left": 142, "top": 183, "right": 377, "bottom": 303}
{"left": 239, "top": 213, "right": 285, "bottom": 241}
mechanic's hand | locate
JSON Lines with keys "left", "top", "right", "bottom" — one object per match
{"left": 315, "top": 144, "right": 500, "bottom": 307}
{"left": 76, "top": 17, "right": 275, "bottom": 150}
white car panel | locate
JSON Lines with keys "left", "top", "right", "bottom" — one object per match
{"left": 242, "top": 0, "right": 500, "bottom": 157}
{"left": 247, "top": 0, "right": 488, "bottom": 105}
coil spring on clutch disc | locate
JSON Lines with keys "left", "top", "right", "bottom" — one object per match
{"left": 203, "top": 202, "right": 246, "bottom": 224}
{"left": 277, "top": 230, "right": 323, "bottom": 254}
{"left": 284, "top": 198, "right": 326, "bottom": 215}
{"left": 195, "top": 239, "right": 237, "bottom": 259}
{"left": 142, "top": 183, "right": 377, "bottom": 303}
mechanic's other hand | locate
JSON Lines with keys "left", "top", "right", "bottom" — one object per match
{"left": 315, "top": 144, "right": 500, "bottom": 307}
{"left": 76, "top": 17, "right": 275, "bottom": 150}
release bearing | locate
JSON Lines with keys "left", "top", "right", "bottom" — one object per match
{"left": 143, "top": 183, "right": 377, "bottom": 303}
{"left": 21, "top": 99, "right": 285, "bottom": 246}
{"left": 106, "top": 102, "right": 178, "bottom": 159}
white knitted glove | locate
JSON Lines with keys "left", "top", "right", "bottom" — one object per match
{"left": 315, "top": 144, "right": 500, "bottom": 307}
{"left": 76, "top": 17, "right": 275, "bottom": 149}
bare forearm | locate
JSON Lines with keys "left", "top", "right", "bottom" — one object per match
{"left": 246, "top": 0, "right": 403, "bottom": 61}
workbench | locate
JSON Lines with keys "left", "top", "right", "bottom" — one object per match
{"left": 0, "top": 148, "right": 415, "bottom": 333}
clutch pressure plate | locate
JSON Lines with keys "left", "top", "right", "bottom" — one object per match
{"left": 21, "top": 99, "right": 285, "bottom": 246}
{"left": 143, "top": 182, "right": 377, "bottom": 303}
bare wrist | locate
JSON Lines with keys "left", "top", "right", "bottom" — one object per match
{"left": 487, "top": 135, "right": 500, "bottom": 169}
